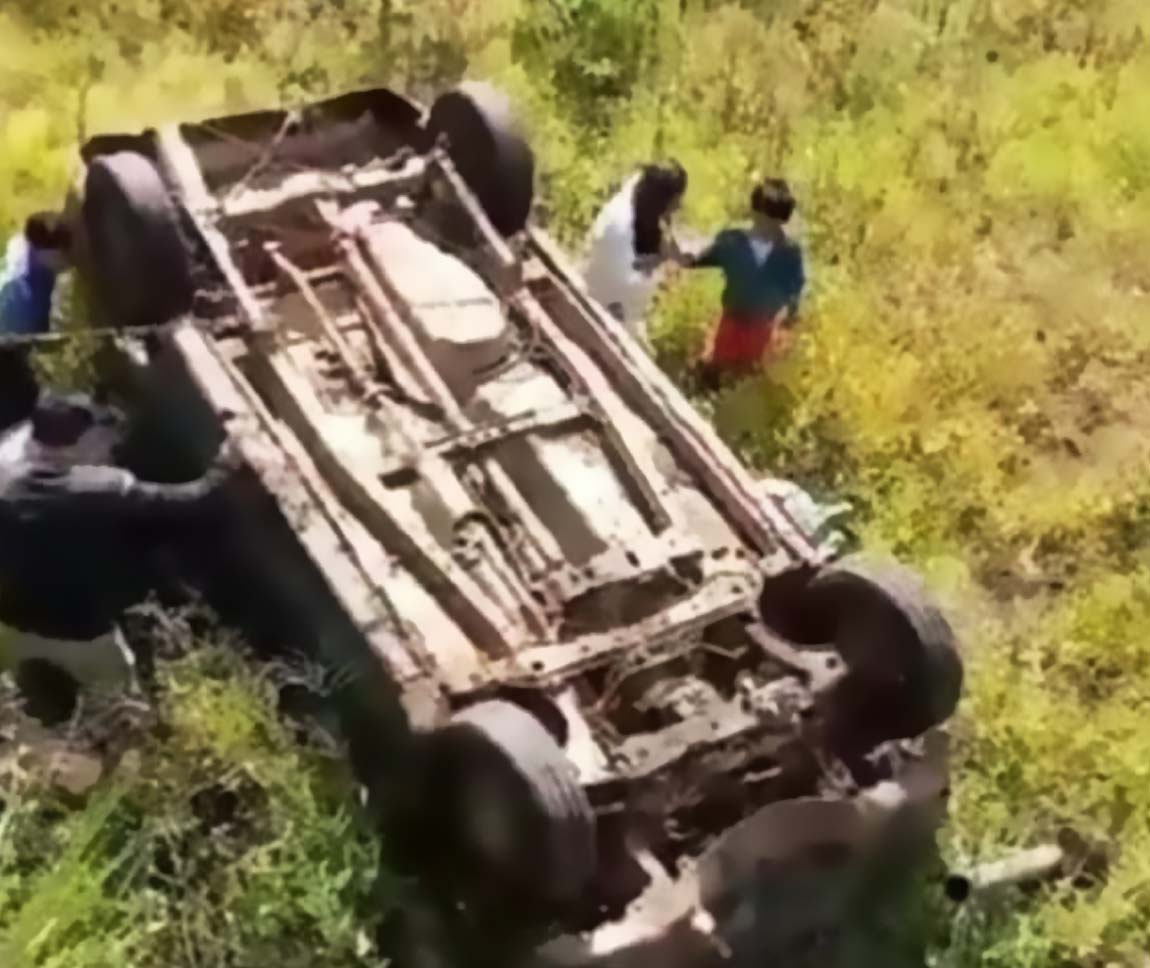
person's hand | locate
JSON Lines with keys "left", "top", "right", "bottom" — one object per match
{"left": 666, "top": 237, "right": 695, "bottom": 269}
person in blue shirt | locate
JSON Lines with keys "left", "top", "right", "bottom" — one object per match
{"left": 676, "top": 178, "right": 806, "bottom": 384}
{"left": 0, "top": 212, "right": 71, "bottom": 336}
{"left": 0, "top": 212, "right": 72, "bottom": 431}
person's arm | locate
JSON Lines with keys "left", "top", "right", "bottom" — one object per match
{"left": 779, "top": 246, "right": 807, "bottom": 329}
{"left": 678, "top": 229, "right": 731, "bottom": 269}
{"left": 67, "top": 439, "right": 243, "bottom": 518}
{"left": 121, "top": 439, "right": 243, "bottom": 514}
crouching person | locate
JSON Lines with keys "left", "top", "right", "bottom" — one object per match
{"left": 0, "top": 391, "right": 242, "bottom": 718}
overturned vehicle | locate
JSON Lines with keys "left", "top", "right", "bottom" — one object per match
{"left": 66, "top": 81, "right": 963, "bottom": 965}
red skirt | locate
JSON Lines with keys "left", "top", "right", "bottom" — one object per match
{"left": 707, "top": 311, "right": 779, "bottom": 370}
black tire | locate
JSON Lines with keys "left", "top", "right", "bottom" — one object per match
{"left": 427, "top": 82, "right": 535, "bottom": 237}
{"left": 428, "top": 700, "right": 594, "bottom": 910}
{"left": 377, "top": 897, "right": 460, "bottom": 968}
{"left": 802, "top": 555, "right": 963, "bottom": 741}
{"left": 82, "top": 151, "right": 194, "bottom": 329}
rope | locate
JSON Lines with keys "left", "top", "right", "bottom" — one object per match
{"left": 0, "top": 319, "right": 196, "bottom": 351}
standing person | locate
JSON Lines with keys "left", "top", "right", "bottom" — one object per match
{"left": 583, "top": 161, "right": 688, "bottom": 341}
{"left": 0, "top": 390, "right": 242, "bottom": 711}
{"left": 678, "top": 177, "right": 806, "bottom": 385}
{"left": 0, "top": 212, "right": 73, "bottom": 432}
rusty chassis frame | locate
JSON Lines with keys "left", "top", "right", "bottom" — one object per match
{"left": 70, "top": 85, "right": 955, "bottom": 966}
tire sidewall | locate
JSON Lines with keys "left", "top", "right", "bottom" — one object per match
{"left": 422, "top": 725, "right": 548, "bottom": 908}
{"left": 82, "top": 153, "right": 193, "bottom": 329}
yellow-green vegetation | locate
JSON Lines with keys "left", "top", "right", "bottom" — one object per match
{"left": 3, "top": 0, "right": 1150, "bottom": 963}
{"left": 0, "top": 644, "right": 381, "bottom": 967}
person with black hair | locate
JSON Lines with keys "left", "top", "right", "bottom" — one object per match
{"left": 584, "top": 161, "right": 688, "bottom": 340}
{"left": 0, "top": 212, "right": 72, "bottom": 337}
{"left": 678, "top": 177, "right": 806, "bottom": 383}
{"left": 0, "top": 390, "right": 242, "bottom": 697}
{"left": 0, "top": 212, "right": 74, "bottom": 432}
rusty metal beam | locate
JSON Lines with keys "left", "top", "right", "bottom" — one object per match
{"left": 742, "top": 623, "right": 845, "bottom": 695}
{"left": 526, "top": 229, "right": 826, "bottom": 566}
{"left": 512, "top": 291, "right": 679, "bottom": 536}
{"left": 154, "top": 125, "right": 267, "bottom": 332}
{"left": 245, "top": 343, "right": 532, "bottom": 656}
{"left": 236, "top": 247, "right": 543, "bottom": 645}
{"left": 328, "top": 222, "right": 559, "bottom": 630}
{"left": 220, "top": 155, "right": 427, "bottom": 220}
{"left": 611, "top": 696, "right": 778, "bottom": 782}
{"left": 345, "top": 219, "right": 568, "bottom": 582}
{"left": 427, "top": 149, "right": 522, "bottom": 294}
{"left": 490, "top": 575, "right": 756, "bottom": 686}
{"left": 265, "top": 242, "right": 389, "bottom": 406}
{"left": 158, "top": 322, "right": 452, "bottom": 701}
{"left": 378, "top": 399, "right": 589, "bottom": 482}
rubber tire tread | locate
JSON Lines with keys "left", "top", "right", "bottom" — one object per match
{"left": 427, "top": 82, "right": 535, "bottom": 237}
{"left": 380, "top": 898, "right": 459, "bottom": 968}
{"left": 808, "top": 554, "right": 963, "bottom": 732}
{"left": 446, "top": 699, "right": 594, "bottom": 906}
{"left": 82, "top": 151, "right": 193, "bottom": 328}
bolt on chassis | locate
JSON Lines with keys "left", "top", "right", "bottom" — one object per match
{"left": 65, "top": 81, "right": 963, "bottom": 966}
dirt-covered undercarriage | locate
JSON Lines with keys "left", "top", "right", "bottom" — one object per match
{"left": 66, "top": 81, "right": 964, "bottom": 965}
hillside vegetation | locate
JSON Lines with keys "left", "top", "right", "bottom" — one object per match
{"left": 2, "top": 0, "right": 1150, "bottom": 964}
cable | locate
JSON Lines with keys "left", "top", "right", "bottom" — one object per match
{"left": 0, "top": 317, "right": 206, "bottom": 351}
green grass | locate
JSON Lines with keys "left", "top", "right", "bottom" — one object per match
{"left": 3, "top": 0, "right": 1150, "bottom": 962}
{"left": 0, "top": 641, "right": 384, "bottom": 967}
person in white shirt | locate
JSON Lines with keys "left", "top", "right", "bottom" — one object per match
{"left": 583, "top": 161, "right": 687, "bottom": 341}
